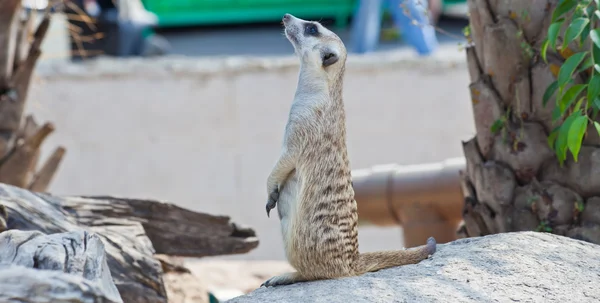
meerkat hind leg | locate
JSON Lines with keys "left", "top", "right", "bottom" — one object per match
{"left": 261, "top": 271, "right": 306, "bottom": 287}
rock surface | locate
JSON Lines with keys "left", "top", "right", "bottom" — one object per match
{"left": 0, "top": 229, "right": 122, "bottom": 303}
{"left": 227, "top": 232, "right": 600, "bottom": 303}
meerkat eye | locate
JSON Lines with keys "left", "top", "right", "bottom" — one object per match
{"left": 305, "top": 23, "right": 319, "bottom": 36}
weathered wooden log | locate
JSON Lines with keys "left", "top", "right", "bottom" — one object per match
{"left": 65, "top": 195, "right": 259, "bottom": 257}
{"left": 0, "top": 229, "right": 123, "bottom": 303}
{"left": 0, "top": 182, "right": 259, "bottom": 302}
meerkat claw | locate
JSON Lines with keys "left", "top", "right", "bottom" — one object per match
{"left": 266, "top": 201, "right": 275, "bottom": 217}
{"left": 266, "top": 199, "right": 276, "bottom": 217}
{"left": 261, "top": 272, "right": 298, "bottom": 287}
{"left": 266, "top": 188, "right": 279, "bottom": 217}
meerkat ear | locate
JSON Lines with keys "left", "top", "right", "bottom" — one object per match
{"left": 321, "top": 51, "right": 339, "bottom": 67}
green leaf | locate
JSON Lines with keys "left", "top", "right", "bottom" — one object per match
{"left": 558, "top": 52, "right": 588, "bottom": 87}
{"left": 594, "top": 96, "right": 600, "bottom": 109}
{"left": 576, "top": 200, "right": 585, "bottom": 212}
{"left": 490, "top": 119, "right": 504, "bottom": 134}
{"left": 593, "top": 97, "right": 600, "bottom": 118}
{"left": 543, "top": 81, "right": 559, "bottom": 107}
{"left": 590, "top": 28, "right": 600, "bottom": 49}
{"left": 552, "top": 0, "right": 577, "bottom": 23}
{"left": 567, "top": 115, "right": 588, "bottom": 162}
{"left": 563, "top": 17, "right": 590, "bottom": 50}
{"left": 588, "top": 75, "right": 600, "bottom": 106}
{"left": 548, "top": 21, "right": 564, "bottom": 50}
{"left": 541, "top": 39, "right": 550, "bottom": 63}
{"left": 574, "top": 97, "right": 585, "bottom": 111}
{"left": 552, "top": 104, "right": 563, "bottom": 122}
{"left": 586, "top": 0, "right": 595, "bottom": 10}
{"left": 578, "top": 55, "right": 594, "bottom": 73}
{"left": 547, "top": 127, "right": 560, "bottom": 149}
{"left": 581, "top": 22, "right": 591, "bottom": 45}
{"left": 556, "top": 113, "right": 580, "bottom": 165}
{"left": 595, "top": 64, "right": 600, "bottom": 73}
{"left": 593, "top": 45, "right": 600, "bottom": 66}
{"left": 594, "top": 121, "right": 600, "bottom": 137}
{"left": 559, "top": 84, "right": 587, "bottom": 113}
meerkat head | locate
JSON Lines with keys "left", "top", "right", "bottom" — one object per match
{"left": 282, "top": 13, "right": 346, "bottom": 77}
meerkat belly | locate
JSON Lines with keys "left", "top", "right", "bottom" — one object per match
{"left": 276, "top": 169, "right": 301, "bottom": 262}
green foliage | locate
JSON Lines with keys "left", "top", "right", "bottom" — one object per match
{"left": 563, "top": 18, "right": 589, "bottom": 49}
{"left": 490, "top": 119, "right": 505, "bottom": 134}
{"left": 576, "top": 200, "right": 585, "bottom": 212}
{"left": 462, "top": 24, "right": 471, "bottom": 39}
{"left": 557, "top": 52, "right": 586, "bottom": 87}
{"left": 542, "top": 0, "right": 600, "bottom": 165}
{"left": 536, "top": 220, "right": 553, "bottom": 233}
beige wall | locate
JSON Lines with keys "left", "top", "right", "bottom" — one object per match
{"left": 27, "top": 54, "right": 474, "bottom": 260}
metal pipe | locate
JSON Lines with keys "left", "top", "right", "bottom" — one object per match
{"left": 353, "top": 157, "right": 466, "bottom": 247}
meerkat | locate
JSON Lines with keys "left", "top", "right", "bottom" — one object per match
{"left": 262, "top": 14, "right": 437, "bottom": 288}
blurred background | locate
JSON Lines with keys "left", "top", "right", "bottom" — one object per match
{"left": 13, "top": 0, "right": 476, "bottom": 298}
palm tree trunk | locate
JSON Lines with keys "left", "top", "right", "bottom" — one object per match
{"left": 458, "top": 0, "right": 600, "bottom": 244}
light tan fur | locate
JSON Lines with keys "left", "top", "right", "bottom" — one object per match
{"left": 262, "top": 14, "right": 437, "bottom": 287}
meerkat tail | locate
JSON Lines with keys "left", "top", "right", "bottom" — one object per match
{"left": 355, "top": 237, "right": 437, "bottom": 274}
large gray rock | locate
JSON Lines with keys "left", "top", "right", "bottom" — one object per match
{"left": 0, "top": 229, "right": 122, "bottom": 303}
{"left": 228, "top": 232, "right": 600, "bottom": 303}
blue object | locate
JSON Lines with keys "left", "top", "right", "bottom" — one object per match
{"left": 351, "top": 0, "right": 439, "bottom": 55}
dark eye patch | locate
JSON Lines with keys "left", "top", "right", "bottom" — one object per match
{"left": 304, "top": 23, "right": 319, "bottom": 37}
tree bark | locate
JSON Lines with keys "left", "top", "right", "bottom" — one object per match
{"left": 0, "top": 182, "right": 259, "bottom": 302}
{"left": 459, "top": 0, "right": 600, "bottom": 244}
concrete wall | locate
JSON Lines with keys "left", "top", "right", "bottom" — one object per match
{"left": 27, "top": 53, "right": 474, "bottom": 260}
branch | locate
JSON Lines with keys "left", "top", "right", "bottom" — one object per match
{"left": 0, "top": 13, "right": 51, "bottom": 135}
{"left": 28, "top": 146, "right": 66, "bottom": 192}
{"left": 0, "top": 0, "right": 21, "bottom": 88}
{"left": 0, "top": 123, "right": 54, "bottom": 187}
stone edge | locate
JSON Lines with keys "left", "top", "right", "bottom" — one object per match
{"left": 35, "top": 45, "right": 468, "bottom": 80}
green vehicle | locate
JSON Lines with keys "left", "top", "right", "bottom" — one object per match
{"left": 140, "top": 0, "right": 358, "bottom": 28}
{"left": 442, "top": 0, "right": 468, "bottom": 19}
{"left": 140, "top": 0, "right": 468, "bottom": 28}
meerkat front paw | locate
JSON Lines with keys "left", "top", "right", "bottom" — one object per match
{"left": 266, "top": 187, "right": 279, "bottom": 217}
